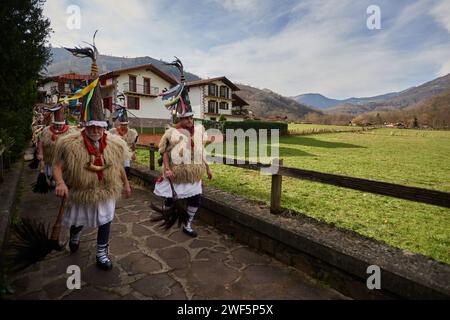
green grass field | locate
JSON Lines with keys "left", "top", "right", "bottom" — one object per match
{"left": 136, "top": 127, "right": 450, "bottom": 263}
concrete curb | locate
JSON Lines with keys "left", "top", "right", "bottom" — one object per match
{"left": 130, "top": 165, "right": 450, "bottom": 299}
{"left": 0, "top": 160, "right": 24, "bottom": 253}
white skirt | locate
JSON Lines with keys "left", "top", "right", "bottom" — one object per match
{"left": 154, "top": 177, "right": 202, "bottom": 199}
{"left": 45, "top": 164, "right": 53, "bottom": 179}
{"left": 62, "top": 199, "right": 116, "bottom": 228}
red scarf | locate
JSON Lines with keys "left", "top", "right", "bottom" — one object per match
{"left": 176, "top": 123, "right": 195, "bottom": 148}
{"left": 116, "top": 127, "right": 128, "bottom": 137}
{"left": 81, "top": 130, "right": 108, "bottom": 181}
{"left": 50, "top": 124, "right": 69, "bottom": 141}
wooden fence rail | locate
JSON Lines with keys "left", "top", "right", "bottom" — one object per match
{"left": 135, "top": 143, "right": 450, "bottom": 212}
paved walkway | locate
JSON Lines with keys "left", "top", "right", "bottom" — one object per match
{"left": 5, "top": 164, "right": 347, "bottom": 300}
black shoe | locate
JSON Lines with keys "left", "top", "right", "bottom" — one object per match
{"left": 183, "top": 227, "right": 198, "bottom": 238}
{"left": 96, "top": 256, "right": 113, "bottom": 271}
{"left": 69, "top": 225, "right": 83, "bottom": 253}
{"left": 69, "top": 241, "right": 79, "bottom": 253}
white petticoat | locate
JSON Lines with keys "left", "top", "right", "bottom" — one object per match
{"left": 45, "top": 164, "right": 53, "bottom": 179}
{"left": 62, "top": 199, "right": 116, "bottom": 228}
{"left": 154, "top": 177, "right": 202, "bottom": 199}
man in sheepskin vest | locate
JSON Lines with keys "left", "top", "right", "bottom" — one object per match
{"left": 53, "top": 35, "right": 132, "bottom": 271}
{"left": 154, "top": 57, "right": 212, "bottom": 237}
{"left": 37, "top": 102, "right": 77, "bottom": 185}
{"left": 109, "top": 93, "right": 139, "bottom": 178}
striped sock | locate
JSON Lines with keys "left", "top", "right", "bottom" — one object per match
{"left": 70, "top": 225, "right": 83, "bottom": 244}
{"left": 96, "top": 243, "right": 111, "bottom": 264}
{"left": 184, "top": 206, "right": 198, "bottom": 232}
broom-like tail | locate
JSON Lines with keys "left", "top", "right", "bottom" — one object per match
{"left": 32, "top": 172, "right": 50, "bottom": 194}
{"left": 150, "top": 201, "right": 188, "bottom": 230}
{"left": 8, "top": 218, "right": 52, "bottom": 271}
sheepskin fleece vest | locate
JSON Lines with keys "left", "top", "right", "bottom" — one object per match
{"left": 39, "top": 126, "right": 77, "bottom": 164}
{"left": 158, "top": 125, "right": 207, "bottom": 184}
{"left": 109, "top": 127, "right": 138, "bottom": 147}
{"left": 53, "top": 131, "right": 130, "bottom": 205}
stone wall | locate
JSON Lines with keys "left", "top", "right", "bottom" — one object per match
{"left": 130, "top": 165, "right": 450, "bottom": 300}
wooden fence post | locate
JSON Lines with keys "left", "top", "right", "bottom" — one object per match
{"left": 270, "top": 158, "right": 283, "bottom": 214}
{"left": 149, "top": 143, "right": 155, "bottom": 171}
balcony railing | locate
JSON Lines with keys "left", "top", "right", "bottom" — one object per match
{"left": 123, "top": 83, "right": 159, "bottom": 96}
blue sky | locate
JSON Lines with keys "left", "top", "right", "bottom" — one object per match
{"left": 44, "top": 0, "right": 450, "bottom": 99}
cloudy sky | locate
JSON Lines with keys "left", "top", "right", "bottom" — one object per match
{"left": 44, "top": 0, "right": 450, "bottom": 99}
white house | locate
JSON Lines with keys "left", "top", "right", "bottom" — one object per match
{"left": 38, "top": 67, "right": 249, "bottom": 128}
{"left": 185, "top": 77, "right": 248, "bottom": 122}
{"left": 38, "top": 73, "right": 94, "bottom": 103}
{"left": 99, "top": 64, "right": 178, "bottom": 128}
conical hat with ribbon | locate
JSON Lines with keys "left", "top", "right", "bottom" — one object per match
{"left": 62, "top": 30, "right": 107, "bottom": 127}
{"left": 159, "top": 57, "right": 194, "bottom": 118}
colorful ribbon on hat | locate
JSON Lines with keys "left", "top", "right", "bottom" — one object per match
{"left": 59, "top": 78, "right": 99, "bottom": 102}
{"left": 58, "top": 78, "right": 99, "bottom": 123}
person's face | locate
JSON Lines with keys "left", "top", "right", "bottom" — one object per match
{"left": 180, "top": 116, "right": 193, "bottom": 128}
{"left": 53, "top": 123, "right": 64, "bottom": 131}
{"left": 85, "top": 125, "right": 104, "bottom": 141}
{"left": 120, "top": 123, "right": 128, "bottom": 130}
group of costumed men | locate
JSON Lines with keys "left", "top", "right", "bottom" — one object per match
{"left": 33, "top": 34, "right": 212, "bottom": 271}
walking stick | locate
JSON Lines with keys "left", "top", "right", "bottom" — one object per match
{"left": 47, "top": 197, "right": 66, "bottom": 250}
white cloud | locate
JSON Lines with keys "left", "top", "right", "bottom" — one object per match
{"left": 44, "top": 0, "right": 450, "bottom": 99}
{"left": 187, "top": 0, "right": 450, "bottom": 98}
{"left": 430, "top": 0, "right": 450, "bottom": 33}
{"left": 214, "top": 0, "right": 260, "bottom": 12}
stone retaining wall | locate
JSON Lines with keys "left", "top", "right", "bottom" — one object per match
{"left": 130, "top": 165, "right": 450, "bottom": 300}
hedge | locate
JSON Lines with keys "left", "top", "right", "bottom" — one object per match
{"left": 223, "top": 120, "right": 288, "bottom": 135}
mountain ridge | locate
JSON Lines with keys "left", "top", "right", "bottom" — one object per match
{"left": 292, "top": 73, "right": 450, "bottom": 114}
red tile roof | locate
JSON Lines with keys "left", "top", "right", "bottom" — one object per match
{"left": 100, "top": 64, "right": 178, "bottom": 85}
{"left": 186, "top": 76, "right": 240, "bottom": 91}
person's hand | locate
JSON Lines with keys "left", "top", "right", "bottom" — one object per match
{"left": 207, "top": 168, "right": 213, "bottom": 180}
{"left": 55, "top": 181, "right": 69, "bottom": 199}
{"left": 165, "top": 168, "right": 174, "bottom": 179}
{"left": 37, "top": 153, "right": 43, "bottom": 161}
{"left": 123, "top": 183, "right": 131, "bottom": 198}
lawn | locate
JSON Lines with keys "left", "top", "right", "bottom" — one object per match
{"left": 136, "top": 127, "right": 450, "bottom": 263}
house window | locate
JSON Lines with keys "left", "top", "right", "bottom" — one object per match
{"left": 220, "top": 86, "right": 229, "bottom": 98}
{"left": 103, "top": 97, "right": 112, "bottom": 112}
{"left": 208, "top": 100, "right": 217, "bottom": 114}
{"left": 129, "top": 75, "right": 137, "bottom": 92}
{"left": 127, "top": 96, "right": 140, "bottom": 110}
{"left": 219, "top": 102, "right": 228, "bottom": 110}
{"left": 143, "top": 77, "right": 150, "bottom": 94}
{"left": 58, "top": 81, "right": 65, "bottom": 93}
{"left": 208, "top": 84, "right": 218, "bottom": 96}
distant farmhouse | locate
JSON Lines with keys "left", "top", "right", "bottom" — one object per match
{"left": 99, "top": 64, "right": 178, "bottom": 128}
{"left": 38, "top": 64, "right": 249, "bottom": 128}
{"left": 185, "top": 77, "right": 249, "bottom": 122}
